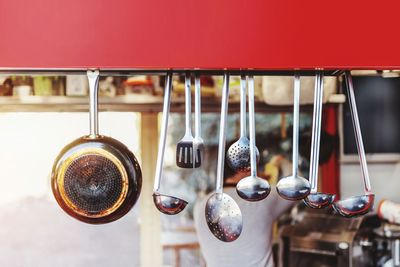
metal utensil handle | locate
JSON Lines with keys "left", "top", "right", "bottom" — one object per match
{"left": 87, "top": 70, "right": 100, "bottom": 138}
{"left": 394, "top": 239, "right": 400, "bottom": 267}
{"left": 216, "top": 73, "right": 230, "bottom": 194}
{"left": 195, "top": 74, "right": 201, "bottom": 138}
{"left": 292, "top": 74, "right": 300, "bottom": 178}
{"left": 248, "top": 75, "right": 258, "bottom": 178}
{"left": 153, "top": 73, "right": 173, "bottom": 192}
{"left": 309, "top": 72, "right": 324, "bottom": 193}
{"left": 344, "top": 71, "right": 372, "bottom": 193}
{"left": 184, "top": 73, "right": 192, "bottom": 137}
{"left": 239, "top": 75, "right": 247, "bottom": 138}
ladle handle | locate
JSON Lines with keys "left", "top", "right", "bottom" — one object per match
{"left": 248, "top": 75, "right": 258, "bottom": 178}
{"left": 292, "top": 74, "right": 300, "bottom": 178}
{"left": 194, "top": 74, "right": 201, "bottom": 138}
{"left": 216, "top": 73, "right": 230, "bottom": 194}
{"left": 184, "top": 73, "right": 193, "bottom": 137}
{"left": 239, "top": 75, "right": 247, "bottom": 138}
{"left": 344, "top": 71, "right": 372, "bottom": 193}
{"left": 309, "top": 72, "right": 324, "bottom": 193}
{"left": 87, "top": 70, "right": 100, "bottom": 138}
{"left": 153, "top": 73, "right": 173, "bottom": 192}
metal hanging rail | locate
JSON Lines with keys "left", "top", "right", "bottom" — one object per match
{"left": 0, "top": 68, "right": 344, "bottom": 77}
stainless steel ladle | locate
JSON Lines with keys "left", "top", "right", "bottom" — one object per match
{"left": 153, "top": 73, "right": 188, "bottom": 215}
{"left": 332, "top": 71, "right": 374, "bottom": 218}
{"left": 276, "top": 74, "right": 311, "bottom": 200}
{"left": 226, "top": 75, "right": 259, "bottom": 173}
{"left": 205, "top": 73, "right": 243, "bottom": 242}
{"left": 236, "top": 75, "right": 271, "bottom": 201}
{"left": 304, "top": 72, "right": 336, "bottom": 208}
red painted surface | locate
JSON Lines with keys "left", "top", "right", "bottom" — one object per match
{"left": 321, "top": 106, "right": 340, "bottom": 198}
{"left": 0, "top": 0, "right": 400, "bottom": 69}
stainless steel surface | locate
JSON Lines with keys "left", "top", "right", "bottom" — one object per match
{"left": 344, "top": 71, "right": 372, "bottom": 193}
{"left": 276, "top": 74, "right": 310, "bottom": 201}
{"left": 153, "top": 192, "right": 188, "bottom": 215}
{"left": 215, "top": 73, "right": 230, "bottom": 195}
{"left": 153, "top": 73, "right": 173, "bottom": 192}
{"left": 193, "top": 74, "right": 204, "bottom": 167}
{"left": 152, "top": 73, "right": 187, "bottom": 215}
{"left": 333, "top": 71, "right": 374, "bottom": 218}
{"left": 205, "top": 73, "right": 243, "bottom": 242}
{"left": 236, "top": 75, "right": 270, "bottom": 201}
{"left": 304, "top": 192, "right": 336, "bottom": 209}
{"left": 226, "top": 75, "right": 259, "bottom": 173}
{"left": 304, "top": 72, "right": 335, "bottom": 208}
{"left": 333, "top": 194, "right": 375, "bottom": 218}
{"left": 205, "top": 193, "right": 242, "bottom": 242}
{"left": 87, "top": 70, "right": 99, "bottom": 138}
{"left": 176, "top": 73, "right": 196, "bottom": 168}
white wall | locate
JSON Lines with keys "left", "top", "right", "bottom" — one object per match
{"left": 340, "top": 162, "right": 400, "bottom": 207}
{"left": 0, "top": 112, "right": 141, "bottom": 267}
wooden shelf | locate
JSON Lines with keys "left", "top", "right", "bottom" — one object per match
{"left": 0, "top": 95, "right": 342, "bottom": 113}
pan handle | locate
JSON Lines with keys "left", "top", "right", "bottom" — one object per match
{"left": 87, "top": 70, "right": 100, "bottom": 138}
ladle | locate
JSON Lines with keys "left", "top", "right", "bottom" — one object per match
{"left": 304, "top": 72, "right": 336, "bottom": 208}
{"left": 205, "top": 73, "right": 243, "bottom": 242}
{"left": 276, "top": 74, "right": 311, "bottom": 200}
{"left": 332, "top": 71, "right": 374, "bottom": 218}
{"left": 236, "top": 75, "right": 271, "bottom": 201}
{"left": 226, "top": 75, "right": 259, "bottom": 173}
{"left": 153, "top": 73, "right": 188, "bottom": 215}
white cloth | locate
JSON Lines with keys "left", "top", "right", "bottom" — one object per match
{"left": 194, "top": 187, "right": 293, "bottom": 267}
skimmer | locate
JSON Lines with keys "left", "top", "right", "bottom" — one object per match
{"left": 205, "top": 73, "right": 243, "bottom": 242}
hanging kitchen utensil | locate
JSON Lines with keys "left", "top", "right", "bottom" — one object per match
{"left": 332, "top": 71, "right": 374, "bottom": 218}
{"left": 205, "top": 73, "right": 243, "bottom": 242}
{"left": 304, "top": 72, "right": 336, "bottom": 208}
{"left": 193, "top": 74, "right": 204, "bottom": 168}
{"left": 276, "top": 74, "right": 311, "bottom": 200}
{"left": 51, "top": 70, "right": 142, "bottom": 224}
{"left": 236, "top": 75, "right": 271, "bottom": 201}
{"left": 176, "top": 73, "right": 197, "bottom": 168}
{"left": 226, "top": 75, "right": 259, "bottom": 173}
{"left": 153, "top": 72, "right": 188, "bottom": 215}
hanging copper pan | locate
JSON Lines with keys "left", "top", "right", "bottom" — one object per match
{"left": 51, "top": 70, "right": 142, "bottom": 224}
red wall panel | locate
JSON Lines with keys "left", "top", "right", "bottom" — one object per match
{"left": 0, "top": 0, "right": 399, "bottom": 69}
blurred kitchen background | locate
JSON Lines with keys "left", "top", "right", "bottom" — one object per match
{"left": 0, "top": 72, "right": 399, "bottom": 267}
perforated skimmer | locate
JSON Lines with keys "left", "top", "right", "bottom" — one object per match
{"left": 205, "top": 73, "right": 243, "bottom": 242}
{"left": 226, "top": 75, "right": 259, "bottom": 173}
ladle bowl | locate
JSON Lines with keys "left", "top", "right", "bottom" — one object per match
{"left": 332, "top": 194, "right": 375, "bottom": 218}
{"left": 236, "top": 176, "right": 271, "bottom": 201}
{"left": 276, "top": 175, "right": 310, "bottom": 201}
{"left": 205, "top": 193, "right": 243, "bottom": 242}
{"left": 304, "top": 192, "right": 336, "bottom": 209}
{"left": 153, "top": 193, "right": 188, "bottom": 215}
